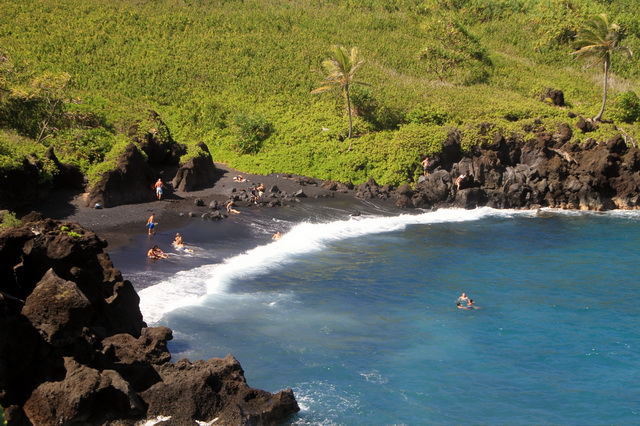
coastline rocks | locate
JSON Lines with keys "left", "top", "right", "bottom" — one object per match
{"left": 139, "top": 356, "right": 298, "bottom": 425}
{"left": 86, "top": 143, "right": 157, "bottom": 208}
{"left": 45, "top": 147, "right": 84, "bottom": 189}
{"left": 21, "top": 269, "right": 93, "bottom": 347}
{"left": 347, "top": 128, "right": 640, "bottom": 211}
{"left": 0, "top": 158, "right": 43, "bottom": 211}
{"left": 172, "top": 142, "right": 218, "bottom": 192}
{"left": 22, "top": 357, "right": 144, "bottom": 426}
{"left": 0, "top": 219, "right": 300, "bottom": 425}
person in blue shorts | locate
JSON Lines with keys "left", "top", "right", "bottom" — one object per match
{"left": 146, "top": 213, "right": 156, "bottom": 235}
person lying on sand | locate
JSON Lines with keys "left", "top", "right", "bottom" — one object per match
{"left": 226, "top": 201, "right": 241, "bottom": 214}
{"left": 148, "top": 245, "right": 168, "bottom": 259}
{"left": 233, "top": 175, "right": 247, "bottom": 183}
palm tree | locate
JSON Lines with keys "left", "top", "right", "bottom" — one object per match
{"left": 571, "top": 14, "right": 632, "bottom": 122}
{"left": 312, "top": 45, "right": 367, "bottom": 148}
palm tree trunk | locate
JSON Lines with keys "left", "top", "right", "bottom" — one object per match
{"left": 594, "top": 59, "right": 609, "bottom": 122}
{"left": 345, "top": 84, "right": 353, "bottom": 150}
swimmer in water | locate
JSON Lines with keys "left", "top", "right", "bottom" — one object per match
{"left": 457, "top": 293, "right": 470, "bottom": 304}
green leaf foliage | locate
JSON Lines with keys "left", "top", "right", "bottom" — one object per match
{"left": 0, "top": 210, "right": 21, "bottom": 230}
{"left": 611, "top": 91, "right": 640, "bottom": 123}
{"left": 0, "top": 0, "right": 638, "bottom": 186}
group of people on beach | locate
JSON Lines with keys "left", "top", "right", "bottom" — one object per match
{"left": 146, "top": 210, "right": 196, "bottom": 259}
{"left": 456, "top": 292, "right": 475, "bottom": 309}
{"left": 225, "top": 181, "right": 267, "bottom": 215}
{"left": 147, "top": 231, "right": 195, "bottom": 259}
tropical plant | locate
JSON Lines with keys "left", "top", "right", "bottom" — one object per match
{"left": 230, "top": 112, "right": 273, "bottom": 155}
{"left": 311, "top": 45, "right": 367, "bottom": 148}
{"left": 420, "top": 17, "right": 492, "bottom": 85}
{"left": 0, "top": 210, "right": 21, "bottom": 230}
{"left": 571, "top": 14, "right": 633, "bottom": 122}
{"left": 611, "top": 90, "right": 640, "bottom": 123}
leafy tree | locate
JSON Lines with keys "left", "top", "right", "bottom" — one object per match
{"left": 571, "top": 14, "right": 633, "bottom": 122}
{"left": 420, "top": 17, "right": 492, "bottom": 85}
{"left": 312, "top": 45, "right": 367, "bottom": 148}
{"left": 230, "top": 112, "right": 273, "bottom": 155}
{"left": 31, "top": 72, "right": 72, "bottom": 143}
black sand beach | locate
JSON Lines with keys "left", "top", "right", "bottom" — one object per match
{"left": 33, "top": 162, "right": 362, "bottom": 250}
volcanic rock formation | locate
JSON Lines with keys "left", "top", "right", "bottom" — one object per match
{"left": 0, "top": 219, "right": 299, "bottom": 425}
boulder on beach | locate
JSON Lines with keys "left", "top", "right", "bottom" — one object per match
{"left": 172, "top": 142, "right": 218, "bottom": 192}
{"left": 86, "top": 143, "right": 157, "bottom": 208}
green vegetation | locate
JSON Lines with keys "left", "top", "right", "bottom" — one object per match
{"left": 0, "top": 210, "right": 21, "bottom": 230}
{"left": 0, "top": 0, "right": 639, "bottom": 188}
{"left": 312, "top": 45, "right": 367, "bottom": 145}
{"left": 59, "top": 225, "right": 83, "bottom": 238}
{"left": 571, "top": 13, "right": 633, "bottom": 122}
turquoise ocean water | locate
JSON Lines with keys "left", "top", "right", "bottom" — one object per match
{"left": 110, "top": 201, "right": 640, "bottom": 425}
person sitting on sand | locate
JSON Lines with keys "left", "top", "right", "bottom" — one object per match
{"left": 148, "top": 245, "right": 168, "bottom": 259}
{"left": 173, "top": 233, "right": 183, "bottom": 246}
{"left": 249, "top": 183, "right": 265, "bottom": 204}
{"left": 226, "top": 201, "right": 241, "bottom": 214}
{"left": 272, "top": 231, "right": 282, "bottom": 240}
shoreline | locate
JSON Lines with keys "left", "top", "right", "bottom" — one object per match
{"left": 32, "top": 162, "right": 362, "bottom": 250}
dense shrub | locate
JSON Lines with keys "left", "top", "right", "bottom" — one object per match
{"left": 230, "top": 112, "right": 274, "bottom": 155}
{"left": 611, "top": 91, "right": 640, "bottom": 123}
{"left": 0, "top": 210, "right": 21, "bottom": 230}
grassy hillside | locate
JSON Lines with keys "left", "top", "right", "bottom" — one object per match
{"left": 1, "top": 0, "right": 640, "bottom": 187}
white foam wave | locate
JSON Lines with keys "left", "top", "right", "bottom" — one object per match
{"left": 139, "top": 207, "right": 530, "bottom": 324}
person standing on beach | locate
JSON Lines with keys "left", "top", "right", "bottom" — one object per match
{"left": 146, "top": 213, "right": 156, "bottom": 235}
{"left": 154, "top": 179, "right": 165, "bottom": 200}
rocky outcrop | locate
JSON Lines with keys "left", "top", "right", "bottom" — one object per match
{"left": 0, "top": 149, "right": 83, "bottom": 211}
{"left": 0, "top": 219, "right": 300, "bottom": 425}
{"left": 131, "top": 110, "right": 187, "bottom": 166}
{"left": 0, "top": 158, "right": 41, "bottom": 211}
{"left": 86, "top": 143, "right": 158, "bottom": 208}
{"left": 172, "top": 141, "right": 218, "bottom": 191}
{"left": 345, "top": 126, "right": 640, "bottom": 211}
{"left": 45, "top": 147, "right": 84, "bottom": 189}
